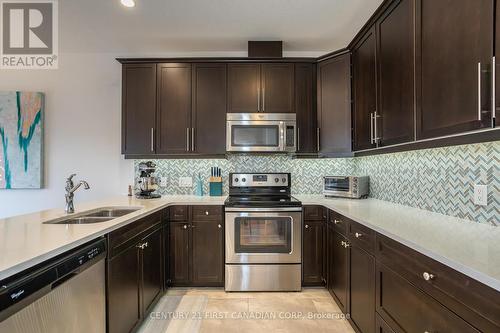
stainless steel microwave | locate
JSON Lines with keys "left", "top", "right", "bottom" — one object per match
{"left": 323, "top": 176, "right": 369, "bottom": 199}
{"left": 226, "top": 113, "right": 296, "bottom": 153}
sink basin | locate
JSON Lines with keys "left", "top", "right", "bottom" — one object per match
{"left": 44, "top": 207, "right": 142, "bottom": 225}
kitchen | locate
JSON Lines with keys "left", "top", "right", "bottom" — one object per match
{"left": 0, "top": 0, "right": 499, "bottom": 333}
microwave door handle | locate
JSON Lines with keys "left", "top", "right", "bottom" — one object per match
{"left": 280, "top": 122, "right": 285, "bottom": 151}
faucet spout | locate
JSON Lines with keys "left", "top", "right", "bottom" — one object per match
{"left": 65, "top": 175, "right": 90, "bottom": 214}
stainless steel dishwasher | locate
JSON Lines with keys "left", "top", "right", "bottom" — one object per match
{"left": 0, "top": 238, "right": 106, "bottom": 333}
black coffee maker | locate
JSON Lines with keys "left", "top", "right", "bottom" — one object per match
{"left": 136, "top": 161, "right": 161, "bottom": 199}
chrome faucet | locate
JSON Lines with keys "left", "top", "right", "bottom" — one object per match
{"left": 65, "top": 174, "right": 90, "bottom": 214}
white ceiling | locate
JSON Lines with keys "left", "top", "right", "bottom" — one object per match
{"left": 59, "top": 0, "right": 382, "bottom": 56}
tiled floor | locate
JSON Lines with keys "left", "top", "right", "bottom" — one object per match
{"left": 138, "top": 288, "right": 355, "bottom": 333}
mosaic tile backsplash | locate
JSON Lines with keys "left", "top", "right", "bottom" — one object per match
{"left": 135, "top": 141, "right": 500, "bottom": 225}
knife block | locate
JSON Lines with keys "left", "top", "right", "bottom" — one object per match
{"left": 209, "top": 177, "right": 223, "bottom": 196}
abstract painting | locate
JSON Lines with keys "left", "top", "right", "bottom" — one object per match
{"left": 0, "top": 92, "right": 44, "bottom": 189}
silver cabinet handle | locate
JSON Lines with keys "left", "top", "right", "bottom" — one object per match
{"left": 317, "top": 128, "right": 320, "bottom": 152}
{"left": 422, "top": 272, "right": 435, "bottom": 281}
{"left": 334, "top": 219, "right": 341, "bottom": 225}
{"left": 186, "top": 128, "right": 190, "bottom": 151}
{"left": 355, "top": 232, "right": 363, "bottom": 238}
{"left": 478, "top": 62, "right": 482, "bottom": 120}
{"left": 183, "top": 224, "right": 188, "bottom": 229}
{"left": 150, "top": 128, "right": 155, "bottom": 152}
{"left": 257, "top": 87, "right": 260, "bottom": 112}
{"left": 218, "top": 224, "right": 222, "bottom": 229}
{"left": 297, "top": 127, "right": 300, "bottom": 150}
{"left": 262, "top": 87, "right": 265, "bottom": 112}
{"left": 374, "top": 111, "right": 380, "bottom": 144}
{"left": 493, "top": 57, "right": 496, "bottom": 125}
{"left": 143, "top": 242, "right": 148, "bottom": 248}
{"left": 205, "top": 211, "right": 209, "bottom": 215}
{"left": 370, "top": 112, "right": 374, "bottom": 144}
{"left": 341, "top": 241, "right": 345, "bottom": 246}
{"left": 191, "top": 128, "right": 195, "bottom": 151}
{"left": 305, "top": 224, "right": 309, "bottom": 229}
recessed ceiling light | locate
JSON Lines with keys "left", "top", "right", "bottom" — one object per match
{"left": 121, "top": 0, "right": 135, "bottom": 8}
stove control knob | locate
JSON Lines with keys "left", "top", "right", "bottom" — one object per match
{"left": 275, "top": 178, "right": 279, "bottom": 183}
{"left": 242, "top": 178, "right": 246, "bottom": 182}
{"left": 282, "top": 178, "right": 286, "bottom": 183}
{"left": 234, "top": 178, "right": 238, "bottom": 183}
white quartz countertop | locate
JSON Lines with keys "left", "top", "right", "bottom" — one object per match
{"left": 1, "top": 195, "right": 499, "bottom": 293}
{"left": 296, "top": 195, "right": 500, "bottom": 292}
{"left": 0, "top": 195, "right": 226, "bottom": 281}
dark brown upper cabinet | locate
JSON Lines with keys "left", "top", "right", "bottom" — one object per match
{"left": 261, "top": 63, "right": 295, "bottom": 113}
{"left": 415, "top": 0, "right": 494, "bottom": 139}
{"left": 295, "top": 63, "right": 318, "bottom": 154}
{"left": 496, "top": 0, "right": 500, "bottom": 126}
{"left": 157, "top": 63, "right": 192, "bottom": 154}
{"left": 376, "top": 0, "right": 415, "bottom": 146}
{"left": 121, "top": 64, "right": 157, "bottom": 155}
{"left": 317, "top": 53, "right": 352, "bottom": 157}
{"left": 228, "top": 63, "right": 294, "bottom": 113}
{"left": 192, "top": 64, "right": 227, "bottom": 155}
{"left": 352, "top": 28, "right": 377, "bottom": 151}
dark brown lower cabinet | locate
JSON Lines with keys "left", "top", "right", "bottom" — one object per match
{"left": 328, "top": 228, "right": 349, "bottom": 313}
{"left": 376, "top": 263, "right": 479, "bottom": 333}
{"left": 107, "top": 225, "right": 164, "bottom": 333}
{"left": 168, "top": 206, "right": 224, "bottom": 287}
{"left": 302, "top": 220, "right": 324, "bottom": 286}
{"left": 375, "top": 314, "right": 395, "bottom": 333}
{"left": 191, "top": 220, "right": 224, "bottom": 286}
{"left": 169, "top": 221, "right": 191, "bottom": 286}
{"left": 349, "top": 245, "right": 376, "bottom": 333}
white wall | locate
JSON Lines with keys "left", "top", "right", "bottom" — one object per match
{"left": 0, "top": 53, "right": 134, "bottom": 218}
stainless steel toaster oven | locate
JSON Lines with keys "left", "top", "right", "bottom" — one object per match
{"left": 323, "top": 176, "right": 369, "bottom": 199}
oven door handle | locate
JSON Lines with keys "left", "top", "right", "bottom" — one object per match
{"left": 224, "top": 207, "right": 303, "bottom": 212}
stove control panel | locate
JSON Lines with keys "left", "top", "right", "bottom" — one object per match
{"left": 230, "top": 173, "right": 290, "bottom": 187}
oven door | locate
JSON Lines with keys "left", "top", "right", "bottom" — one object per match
{"left": 226, "top": 120, "right": 283, "bottom": 152}
{"left": 225, "top": 210, "right": 302, "bottom": 264}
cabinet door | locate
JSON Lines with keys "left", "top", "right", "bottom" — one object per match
{"left": 376, "top": 314, "right": 396, "bottom": 333}
{"left": 157, "top": 63, "right": 192, "bottom": 154}
{"left": 317, "top": 54, "right": 352, "bottom": 156}
{"left": 416, "top": 0, "right": 494, "bottom": 139}
{"left": 141, "top": 227, "right": 163, "bottom": 314}
{"left": 227, "top": 64, "right": 261, "bottom": 113}
{"left": 303, "top": 220, "right": 324, "bottom": 286}
{"left": 330, "top": 231, "right": 349, "bottom": 313}
{"left": 377, "top": 0, "right": 415, "bottom": 146}
{"left": 108, "top": 244, "right": 140, "bottom": 333}
{"left": 295, "top": 63, "right": 318, "bottom": 153}
{"left": 192, "top": 64, "right": 227, "bottom": 155}
{"left": 122, "top": 64, "right": 156, "bottom": 155}
{"left": 169, "top": 222, "right": 190, "bottom": 285}
{"left": 376, "top": 263, "right": 480, "bottom": 333}
{"left": 352, "top": 29, "right": 377, "bottom": 151}
{"left": 261, "top": 63, "right": 295, "bottom": 113}
{"left": 350, "top": 246, "right": 376, "bottom": 333}
{"left": 191, "top": 220, "right": 224, "bottom": 286}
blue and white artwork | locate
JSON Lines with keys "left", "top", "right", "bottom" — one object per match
{"left": 0, "top": 92, "right": 44, "bottom": 189}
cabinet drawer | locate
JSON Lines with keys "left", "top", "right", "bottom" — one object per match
{"left": 191, "top": 205, "right": 223, "bottom": 221}
{"left": 376, "top": 234, "right": 500, "bottom": 332}
{"left": 304, "top": 205, "right": 327, "bottom": 220}
{"left": 348, "top": 220, "right": 375, "bottom": 254}
{"left": 169, "top": 206, "right": 189, "bottom": 221}
{"left": 108, "top": 211, "right": 162, "bottom": 258}
{"left": 328, "top": 210, "right": 348, "bottom": 236}
{"left": 376, "top": 263, "right": 479, "bottom": 333}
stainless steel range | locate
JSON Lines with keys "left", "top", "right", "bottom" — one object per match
{"left": 224, "top": 173, "right": 302, "bottom": 291}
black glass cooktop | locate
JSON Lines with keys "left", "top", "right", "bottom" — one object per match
{"left": 225, "top": 195, "right": 302, "bottom": 208}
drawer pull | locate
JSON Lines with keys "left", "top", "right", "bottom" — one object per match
{"left": 334, "top": 219, "right": 341, "bottom": 224}
{"left": 422, "top": 272, "right": 435, "bottom": 281}
{"left": 218, "top": 224, "right": 222, "bottom": 229}
{"left": 355, "top": 232, "right": 363, "bottom": 238}
{"left": 344, "top": 242, "right": 350, "bottom": 248}
{"left": 305, "top": 224, "right": 309, "bottom": 229}
{"left": 183, "top": 224, "right": 188, "bottom": 230}
{"left": 205, "top": 211, "right": 209, "bottom": 215}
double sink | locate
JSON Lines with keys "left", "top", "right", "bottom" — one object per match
{"left": 44, "top": 207, "right": 142, "bottom": 225}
